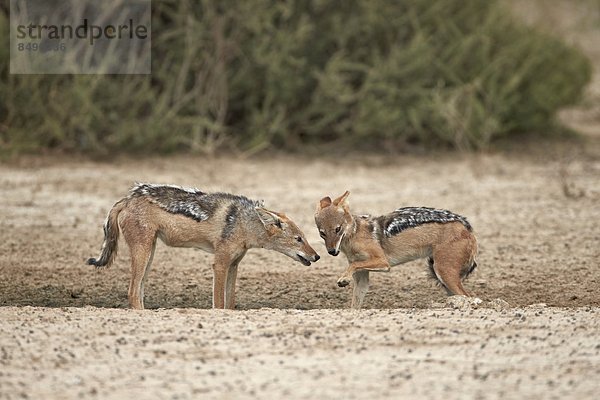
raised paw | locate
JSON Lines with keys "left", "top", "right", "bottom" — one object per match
{"left": 337, "top": 276, "right": 351, "bottom": 287}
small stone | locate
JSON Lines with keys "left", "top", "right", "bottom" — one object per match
{"left": 489, "top": 298, "right": 510, "bottom": 311}
{"left": 446, "top": 296, "right": 481, "bottom": 311}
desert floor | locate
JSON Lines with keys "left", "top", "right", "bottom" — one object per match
{"left": 1, "top": 142, "right": 599, "bottom": 399}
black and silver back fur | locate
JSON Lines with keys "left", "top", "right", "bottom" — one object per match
{"left": 381, "top": 207, "right": 472, "bottom": 237}
{"left": 130, "top": 183, "right": 262, "bottom": 223}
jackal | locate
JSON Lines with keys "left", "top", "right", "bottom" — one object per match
{"left": 87, "top": 183, "right": 320, "bottom": 309}
{"left": 314, "top": 191, "right": 477, "bottom": 309}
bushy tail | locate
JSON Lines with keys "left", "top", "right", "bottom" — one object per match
{"left": 87, "top": 199, "right": 126, "bottom": 268}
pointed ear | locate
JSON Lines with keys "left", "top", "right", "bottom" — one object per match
{"left": 317, "top": 196, "right": 332, "bottom": 212}
{"left": 256, "top": 207, "right": 283, "bottom": 229}
{"left": 332, "top": 190, "right": 350, "bottom": 207}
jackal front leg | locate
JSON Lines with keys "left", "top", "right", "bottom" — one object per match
{"left": 212, "top": 251, "right": 236, "bottom": 309}
{"left": 337, "top": 258, "right": 390, "bottom": 288}
{"left": 351, "top": 270, "right": 370, "bottom": 309}
{"left": 212, "top": 244, "right": 246, "bottom": 309}
{"left": 225, "top": 250, "right": 247, "bottom": 310}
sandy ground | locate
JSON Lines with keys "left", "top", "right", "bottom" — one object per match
{"left": 1, "top": 305, "right": 599, "bottom": 399}
{"left": 1, "top": 144, "right": 599, "bottom": 398}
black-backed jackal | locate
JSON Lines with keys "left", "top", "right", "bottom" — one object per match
{"left": 87, "top": 183, "right": 320, "bottom": 309}
{"left": 314, "top": 191, "right": 477, "bottom": 309}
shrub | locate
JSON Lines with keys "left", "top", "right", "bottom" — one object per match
{"left": 0, "top": 0, "right": 592, "bottom": 154}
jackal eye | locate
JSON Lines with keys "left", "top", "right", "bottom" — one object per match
{"left": 319, "top": 230, "right": 326, "bottom": 238}
{"left": 335, "top": 226, "right": 342, "bottom": 234}
{"left": 295, "top": 236, "right": 303, "bottom": 243}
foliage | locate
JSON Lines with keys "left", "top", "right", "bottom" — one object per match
{"left": 0, "top": 0, "right": 592, "bottom": 154}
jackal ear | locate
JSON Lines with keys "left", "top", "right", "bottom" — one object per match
{"left": 332, "top": 190, "right": 350, "bottom": 207}
{"left": 256, "top": 207, "right": 283, "bottom": 229}
{"left": 317, "top": 196, "right": 332, "bottom": 212}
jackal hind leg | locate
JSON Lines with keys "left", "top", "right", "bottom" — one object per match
{"left": 351, "top": 270, "right": 370, "bottom": 309}
{"left": 225, "top": 251, "right": 246, "bottom": 310}
{"left": 431, "top": 242, "right": 472, "bottom": 297}
{"left": 126, "top": 236, "right": 157, "bottom": 310}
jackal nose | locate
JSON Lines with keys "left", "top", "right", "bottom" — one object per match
{"left": 328, "top": 249, "right": 339, "bottom": 256}
{"left": 314, "top": 254, "right": 320, "bottom": 262}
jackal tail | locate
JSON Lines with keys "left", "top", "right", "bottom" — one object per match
{"left": 87, "top": 198, "right": 126, "bottom": 268}
{"left": 463, "top": 260, "right": 478, "bottom": 279}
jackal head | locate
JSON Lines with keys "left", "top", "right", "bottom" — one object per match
{"left": 314, "top": 191, "right": 353, "bottom": 256}
{"left": 256, "top": 208, "right": 320, "bottom": 266}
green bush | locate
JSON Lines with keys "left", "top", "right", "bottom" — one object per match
{"left": 0, "top": 0, "right": 592, "bottom": 154}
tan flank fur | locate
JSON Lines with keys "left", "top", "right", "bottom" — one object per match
{"left": 88, "top": 183, "right": 320, "bottom": 310}
{"left": 314, "top": 191, "right": 478, "bottom": 309}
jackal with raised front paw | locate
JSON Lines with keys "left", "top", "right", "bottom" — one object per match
{"left": 314, "top": 191, "right": 477, "bottom": 309}
{"left": 88, "top": 183, "right": 320, "bottom": 309}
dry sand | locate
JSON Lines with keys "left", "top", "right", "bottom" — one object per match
{"left": 1, "top": 146, "right": 599, "bottom": 399}
{"left": 1, "top": 305, "right": 599, "bottom": 399}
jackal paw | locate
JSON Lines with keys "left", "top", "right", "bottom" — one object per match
{"left": 337, "top": 276, "right": 351, "bottom": 287}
